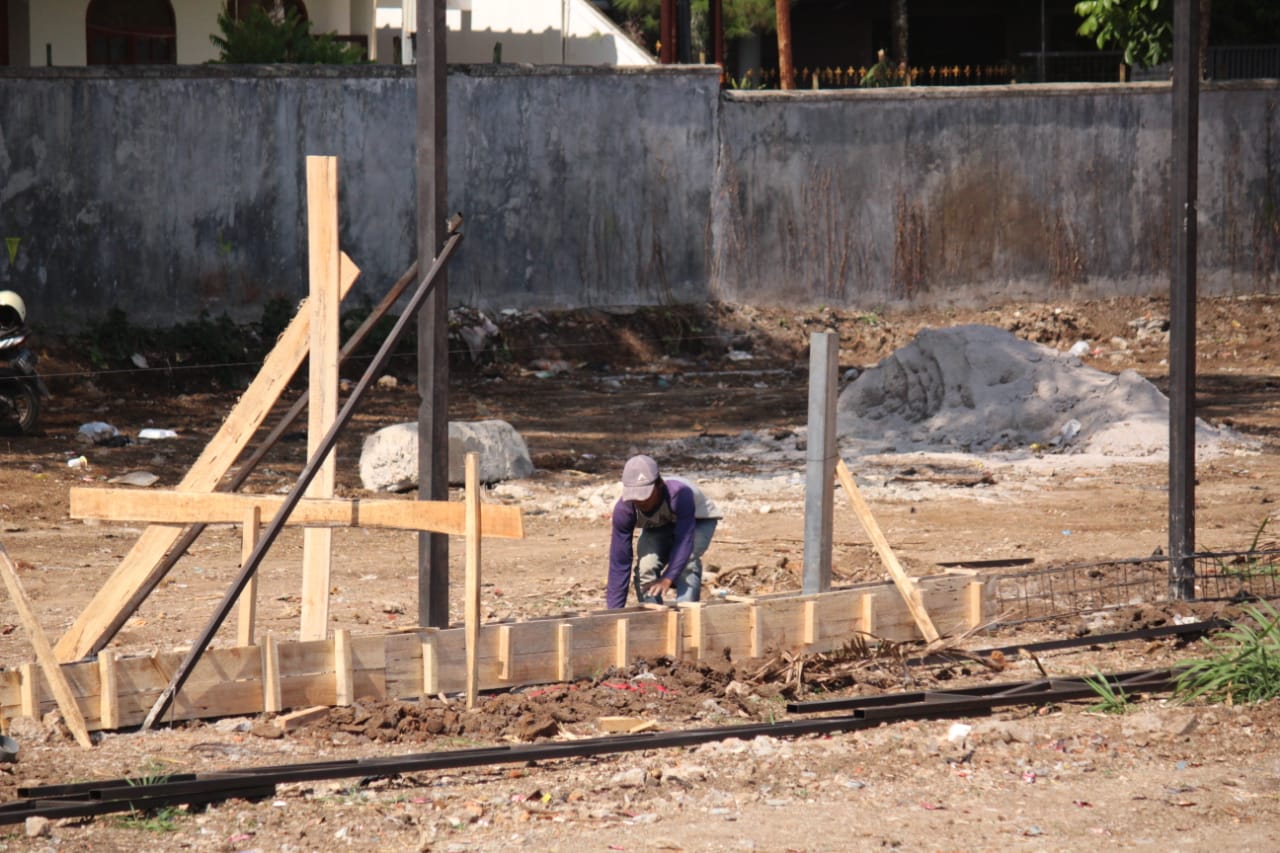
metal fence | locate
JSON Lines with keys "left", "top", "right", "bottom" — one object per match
{"left": 989, "top": 549, "right": 1280, "bottom": 626}
{"left": 735, "top": 44, "right": 1279, "bottom": 90}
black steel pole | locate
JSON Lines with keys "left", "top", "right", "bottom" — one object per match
{"left": 1169, "top": 0, "right": 1199, "bottom": 601}
{"left": 416, "top": 0, "right": 451, "bottom": 629}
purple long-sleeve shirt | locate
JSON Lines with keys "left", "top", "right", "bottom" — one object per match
{"left": 606, "top": 477, "right": 700, "bottom": 609}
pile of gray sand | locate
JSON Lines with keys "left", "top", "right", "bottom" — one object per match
{"left": 836, "top": 324, "right": 1247, "bottom": 457}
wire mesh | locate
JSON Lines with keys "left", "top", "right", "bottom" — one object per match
{"left": 989, "top": 549, "right": 1280, "bottom": 626}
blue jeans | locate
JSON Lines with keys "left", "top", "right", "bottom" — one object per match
{"left": 633, "top": 519, "right": 718, "bottom": 605}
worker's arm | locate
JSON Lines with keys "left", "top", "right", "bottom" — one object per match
{"left": 606, "top": 500, "right": 637, "bottom": 609}
{"left": 658, "top": 486, "right": 698, "bottom": 586}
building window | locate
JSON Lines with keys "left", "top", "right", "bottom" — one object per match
{"left": 86, "top": 0, "right": 176, "bottom": 65}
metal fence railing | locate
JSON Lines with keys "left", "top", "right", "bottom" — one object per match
{"left": 732, "top": 44, "right": 1279, "bottom": 91}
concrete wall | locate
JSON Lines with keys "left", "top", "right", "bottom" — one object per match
{"left": 711, "top": 82, "right": 1280, "bottom": 307}
{"left": 0, "top": 64, "right": 1276, "bottom": 332}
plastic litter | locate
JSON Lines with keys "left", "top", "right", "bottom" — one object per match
{"left": 1067, "top": 340, "right": 1090, "bottom": 358}
{"left": 77, "top": 421, "right": 119, "bottom": 444}
{"left": 138, "top": 428, "right": 178, "bottom": 440}
{"left": 66, "top": 455, "right": 88, "bottom": 469}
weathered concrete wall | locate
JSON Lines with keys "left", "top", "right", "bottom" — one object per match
{"left": 0, "top": 65, "right": 1276, "bottom": 332}
{"left": 711, "top": 81, "right": 1280, "bottom": 307}
{"left": 0, "top": 64, "right": 718, "bottom": 330}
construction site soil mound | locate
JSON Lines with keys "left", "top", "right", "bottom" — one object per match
{"left": 2, "top": 295, "right": 1280, "bottom": 850}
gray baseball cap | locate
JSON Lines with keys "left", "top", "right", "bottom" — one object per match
{"left": 621, "top": 454, "right": 660, "bottom": 501}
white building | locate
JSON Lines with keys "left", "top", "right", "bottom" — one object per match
{"left": 1, "top": 0, "right": 652, "bottom": 67}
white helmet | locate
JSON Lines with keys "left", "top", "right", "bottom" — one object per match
{"left": 0, "top": 291, "right": 24, "bottom": 328}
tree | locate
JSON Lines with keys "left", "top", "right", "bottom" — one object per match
{"left": 1073, "top": 0, "right": 1173, "bottom": 68}
{"left": 210, "top": 4, "right": 366, "bottom": 64}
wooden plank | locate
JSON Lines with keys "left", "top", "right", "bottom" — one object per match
{"left": 556, "top": 623, "right": 573, "bottom": 682}
{"left": 967, "top": 580, "right": 985, "bottom": 628}
{"left": 835, "top": 459, "right": 940, "bottom": 643}
{"left": 666, "top": 609, "right": 681, "bottom": 660}
{"left": 68, "top": 489, "right": 524, "bottom": 539}
{"left": 278, "top": 705, "right": 328, "bottom": 732}
{"left": 55, "top": 252, "right": 361, "bottom": 663}
{"left": 859, "top": 592, "right": 875, "bottom": 637}
{"left": 0, "top": 547, "right": 93, "bottom": 748}
{"left": 98, "top": 650, "right": 119, "bottom": 731}
{"left": 236, "top": 505, "right": 261, "bottom": 648}
{"left": 301, "top": 155, "right": 340, "bottom": 642}
{"left": 334, "top": 629, "right": 354, "bottom": 706}
{"left": 262, "top": 635, "right": 281, "bottom": 714}
{"left": 464, "top": 453, "right": 481, "bottom": 709}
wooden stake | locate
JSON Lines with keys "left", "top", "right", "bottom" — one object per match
{"left": 98, "top": 650, "right": 119, "bottom": 731}
{"left": 19, "top": 662, "right": 37, "bottom": 719}
{"left": 421, "top": 631, "right": 439, "bottom": 695}
{"left": 859, "top": 592, "right": 875, "bottom": 637}
{"left": 802, "top": 600, "right": 818, "bottom": 646}
{"left": 334, "top": 628, "right": 354, "bottom": 706}
{"left": 615, "top": 618, "right": 630, "bottom": 669}
{"left": 556, "top": 623, "right": 573, "bottom": 682}
{"left": 681, "top": 602, "right": 704, "bottom": 661}
{"left": 967, "top": 580, "right": 985, "bottom": 628}
{"left": 748, "top": 604, "right": 763, "bottom": 658}
{"left": 835, "top": 459, "right": 940, "bottom": 643}
{"left": 262, "top": 633, "right": 282, "bottom": 714}
{"left": 236, "top": 505, "right": 261, "bottom": 648}
{"left": 464, "top": 452, "right": 481, "bottom": 710}
{"left": 0, "top": 545, "right": 94, "bottom": 748}
{"left": 498, "top": 625, "right": 513, "bottom": 681}
{"left": 665, "top": 608, "right": 682, "bottom": 660}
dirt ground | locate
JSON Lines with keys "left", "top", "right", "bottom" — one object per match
{"left": 1, "top": 294, "right": 1279, "bottom": 851}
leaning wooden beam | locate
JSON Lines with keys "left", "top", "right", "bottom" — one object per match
{"left": 301, "top": 155, "right": 341, "bottom": 642}
{"left": 55, "top": 253, "right": 361, "bottom": 664}
{"left": 835, "top": 458, "right": 940, "bottom": 643}
{"left": 0, "top": 574, "right": 991, "bottom": 733}
{"left": 68, "top": 489, "right": 524, "bottom": 539}
{"left": 0, "top": 544, "right": 94, "bottom": 748}
{"left": 141, "top": 214, "right": 465, "bottom": 729}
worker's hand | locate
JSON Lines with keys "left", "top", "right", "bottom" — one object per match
{"left": 645, "top": 577, "right": 673, "bottom": 598}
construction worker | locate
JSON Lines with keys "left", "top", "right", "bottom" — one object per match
{"left": 606, "top": 454, "right": 720, "bottom": 609}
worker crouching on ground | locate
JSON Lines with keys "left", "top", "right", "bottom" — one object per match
{"left": 606, "top": 454, "right": 720, "bottom": 608}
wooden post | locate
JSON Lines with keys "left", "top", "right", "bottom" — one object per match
{"left": 681, "top": 602, "right": 704, "bottom": 661}
{"left": 421, "top": 632, "right": 439, "bottom": 695}
{"left": 334, "top": 628, "right": 354, "bottom": 706}
{"left": 19, "top": 662, "right": 38, "bottom": 720}
{"left": 236, "top": 505, "right": 261, "bottom": 648}
{"left": 262, "top": 633, "right": 282, "bottom": 714}
{"left": 301, "top": 155, "right": 341, "bottom": 642}
{"left": 665, "top": 608, "right": 681, "bottom": 660}
{"left": 615, "top": 618, "right": 630, "bottom": 669}
{"left": 98, "top": 650, "right": 119, "bottom": 731}
{"left": 464, "top": 452, "right": 481, "bottom": 709}
{"left": 498, "top": 625, "right": 513, "bottom": 681}
{"left": 0, "top": 545, "right": 94, "bottom": 748}
{"left": 556, "top": 623, "right": 573, "bottom": 682}
{"left": 748, "top": 603, "right": 763, "bottom": 658}
{"left": 802, "top": 600, "right": 818, "bottom": 647}
{"left": 836, "top": 460, "right": 939, "bottom": 643}
{"left": 966, "top": 580, "right": 985, "bottom": 628}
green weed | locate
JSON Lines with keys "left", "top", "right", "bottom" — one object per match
{"left": 115, "top": 805, "right": 184, "bottom": 832}
{"left": 1175, "top": 601, "right": 1280, "bottom": 705}
{"left": 1083, "top": 668, "right": 1131, "bottom": 714}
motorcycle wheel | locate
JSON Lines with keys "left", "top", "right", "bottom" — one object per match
{"left": 8, "top": 383, "right": 39, "bottom": 435}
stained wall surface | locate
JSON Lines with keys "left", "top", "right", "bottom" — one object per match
{"left": 0, "top": 65, "right": 1275, "bottom": 331}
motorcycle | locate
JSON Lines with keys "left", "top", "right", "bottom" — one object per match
{"left": 0, "top": 291, "right": 50, "bottom": 435}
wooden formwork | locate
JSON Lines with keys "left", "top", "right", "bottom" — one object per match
{"left": 0, "top": 572, "right": 991, "bottom": 732}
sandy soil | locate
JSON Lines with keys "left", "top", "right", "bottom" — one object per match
{"left": 0, "top": 294, "right": 1279, "bottom": 851}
